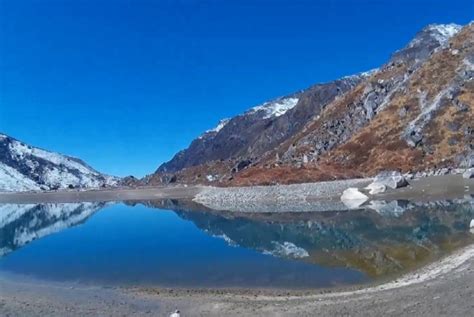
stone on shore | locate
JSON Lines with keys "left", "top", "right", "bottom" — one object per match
{"left": 365, "top": 182, "right": 387, "bottom": 195}
{"left": 463, "top": 168, "right": 474, "bottom": 179}
{"left": 341, "top": 188, "right": 369, "bottom": 209}
{"left": 372, "top": 171, "right": 409, "bottom": 189}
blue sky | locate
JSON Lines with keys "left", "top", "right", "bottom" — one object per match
{"left": 1, "top": 0, "right": 472, "bottom": 177}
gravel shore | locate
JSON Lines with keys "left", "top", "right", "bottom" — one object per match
{"left": 194, "top": 174, "right": 473, "bottom": 213}
{"left": 194, "top": 178, "right": 372, "bottom": 212}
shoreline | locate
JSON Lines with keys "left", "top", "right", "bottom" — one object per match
{"left": 0, "top": 174, "right": 472, "bottom": 207}
{"left": 1, "top": 241, "right": 474, "bottom": 316}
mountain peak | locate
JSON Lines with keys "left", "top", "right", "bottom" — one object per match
{"left": 423, "top": 23, "right": 462, "bottom": 44}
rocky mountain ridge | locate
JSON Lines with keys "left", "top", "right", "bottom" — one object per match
{"left": 148, "top": 22, "right": 473, "bottom": 186}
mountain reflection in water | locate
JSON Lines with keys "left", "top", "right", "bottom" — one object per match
{"left": 0, "top": 197, "right": 473, "bottom": 287}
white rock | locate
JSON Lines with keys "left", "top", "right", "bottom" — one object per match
{"left": 373, "top": 171, "right": 408, "bottom": 189}
{"left": 470, "top": 219, "right": 474, "bottom": 229}
{"left": 365, "top": 182, "right": 387, "bottom": 195}
{"left": 463, "top": 168, "right": 474, "bottom": 179}
{"left": 341, "top": 188, "right": 369, "bottom": 209}
{"left": 170, "top": 310, "right": 180, "bottom": 317}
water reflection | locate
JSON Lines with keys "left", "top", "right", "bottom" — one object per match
{"left": 0, "top": 202, "right": 108, "bottom": 256}
{"left": 142, "top": 198, "right": 474, "bottom": 277}
{"left": 0, "top": 198, "right": 473, "bottom": 287}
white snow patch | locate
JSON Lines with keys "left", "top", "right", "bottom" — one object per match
{"left": 8, "top": 140, "right": 97, "bottom": 175}
{"left": 343, "top": 68, "right": 379, "bottom": 80}
{"left": 0, "top": 163, "right": 41, "bottom": 192}
{"left": 427, "top": 23, "right": 462, "bottom": 44}
{"left": 205, "top": 118, "right": 230, "bottom": 134}
{"left": 249, "top": 97, "right": 299, "bottom": 119}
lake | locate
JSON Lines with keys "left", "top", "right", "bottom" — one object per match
{"left": 1, "top": 198, "right": 473, "bottom": 289}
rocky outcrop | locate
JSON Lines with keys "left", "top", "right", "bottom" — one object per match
{"left": 370, "top": 171, "right": 409, "bottom": 190}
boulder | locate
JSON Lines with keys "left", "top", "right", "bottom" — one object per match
{"left": 365, "top": 182, "right": 387, "bottom": 195}
{"left": 340, "top": 188, "right": 369, "bottom": 209}
{"left": 463, "top": 168, "right": 474, "bottom": 179}
{"left": 373, "top": 171, "right": 409, "bottom": 189}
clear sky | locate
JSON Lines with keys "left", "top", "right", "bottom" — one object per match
{"left": 1, "top": 0, "right": 472, "bottom": 177}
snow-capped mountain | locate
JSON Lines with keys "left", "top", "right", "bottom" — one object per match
{"left": 155, "top": 74, "right": 366, "bottom": 175}
{"left": 0, "top": 133, "right": 119, "bottom": 192}
{"left": 149, "top": 22, "right": 473, "bottom": 186}
{"left": 247, "top": 97, "right": 300, "bottom": 119}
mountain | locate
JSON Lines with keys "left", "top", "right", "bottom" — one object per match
{"left": 0, "top": 133, "right": 119, "bottom": 192}
{"left": 147, "top": 22, "right": 473, "bottom": 186}
{"left": 156, "top": 73, "right": 369, "bottom": 174}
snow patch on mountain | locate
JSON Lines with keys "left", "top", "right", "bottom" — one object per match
{"left": 408, "top": 23, "right": 462, "bottom": 49}
{"left": 427, "top": 23, "right": 462, "bottom": 44}
{"left": 249, "top": 97, "right": 299, "bottom": 119}
{"left": 0, "top": 163, "right": 42, "bottom": 192}
{"left": 343, "top": 68, "right": 379, "bottom": 80}
{"left": 0, "top": 134, "right": 119, "bottom": 192}
{"left": 206, "top": 118, "right": 230, "bottom": 134}
{"left": 9, "top": 141, "right": 89, "bottom": 175}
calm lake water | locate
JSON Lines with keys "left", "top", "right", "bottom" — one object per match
{"left": 0, "top": 198, "right": 473, "bottom": 289}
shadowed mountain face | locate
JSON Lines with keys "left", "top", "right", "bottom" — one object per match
{"left": 148, "top": 23, "right": 473, "bottom": 186}
{"left": 0, "top": 134, "right": 119, "bottom": 192}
